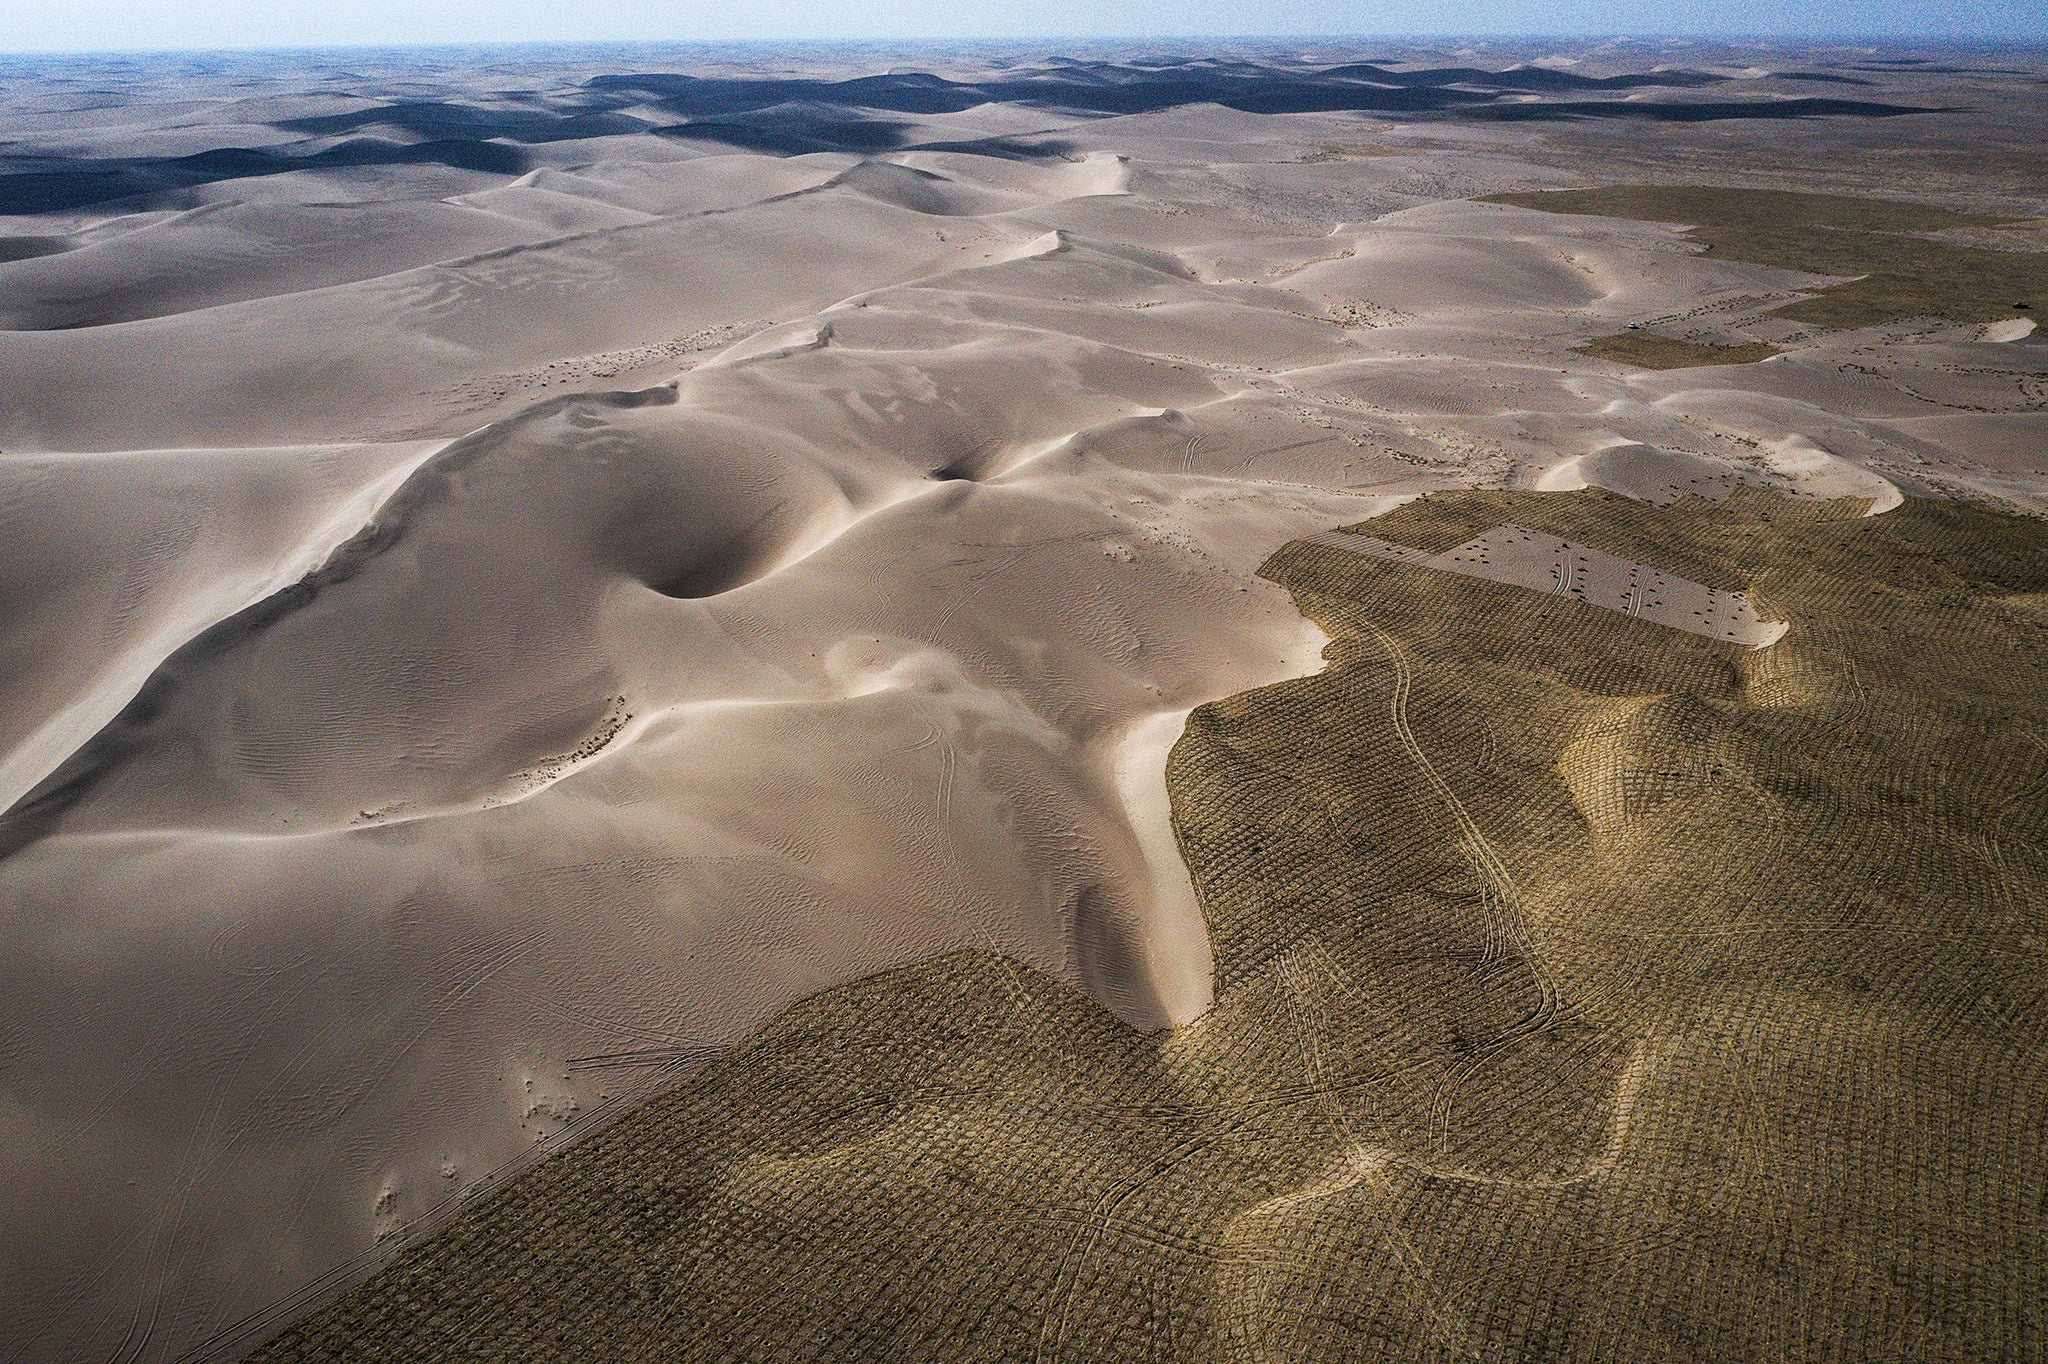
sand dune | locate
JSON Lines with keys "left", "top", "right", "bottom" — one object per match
{"left": 0, "top": 201, "right": 555, "bottom": 329}
{"left": 1536, "top": 441, "right": 1775, "bottom": 502}
{"left": 1, "top": 40, "right": 2044, "bottom": 1364}
{"left": 0, "top": 441, "right": 436, "bottom": 813}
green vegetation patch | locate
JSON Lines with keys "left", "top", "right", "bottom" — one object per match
{"left": 1572, "top": 329, "right": 1785, "bottom": 366}
{"left": 1486, "top": 184, "right": 2048, "bottom": 328}
{"left": 257, "top": 489, "right": 2048, "bottom": 1364}
{"left": 1575, "top": 331, "right": 1782, "bottom": 369}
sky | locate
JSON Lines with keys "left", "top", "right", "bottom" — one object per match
{"left": 5, "top": 0, "right": 2044, "bottom": 54}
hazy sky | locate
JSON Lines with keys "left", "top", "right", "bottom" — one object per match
{"left": 6, "top": 0, "right": 2044, "bottom": 54}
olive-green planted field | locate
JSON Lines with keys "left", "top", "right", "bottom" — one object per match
{"left": 256, "top": 488, "right": 2048, "bottom": 1363}
{"left": 1487, "top": 184, "right": 2048, "bottom": 328}
{"left": 1575, "top": 332, "right": 1782, "bottom": 369}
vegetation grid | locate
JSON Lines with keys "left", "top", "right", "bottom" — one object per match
{"left": 256, "top": 486, "right": 2048, "bottom": 1362}
{"left": 1570, "top": 333, "right": 1781, "bottom": 370}
{"left": 1486, "top": 186, "right": 2048, "bottom": 330}
{"left": 1493, "top": 185, "right": 2048, "bottom": 372}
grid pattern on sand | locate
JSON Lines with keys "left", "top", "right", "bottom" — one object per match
{"left": 255, "top": 487, "right": 2048, "bottom": 1363}
{"left": 1573, "top": 333, "right": 1781, "bottom": 369}
{"left": 1306, "top": 522, "right": 1788, "bottom": 646}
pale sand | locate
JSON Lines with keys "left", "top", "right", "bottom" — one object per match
{"left": 0, "top": 443, "right": 439, "bottom": 812}
{"left": 1313, "top": 524, "right": 1792, "bottom": 648}
{"left": 1, "top": 41, "right": 2044, "bottom": 1364}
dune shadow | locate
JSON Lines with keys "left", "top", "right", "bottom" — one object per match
{"left": 0, "top": 139, "right": 528, "bottom": 216}
{"left": 0, "top": 59, "right": 1944, "bottom": 215}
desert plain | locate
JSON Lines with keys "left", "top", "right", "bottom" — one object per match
{"left": 1, "top": 38, "right": 2045, "bottom": 1363}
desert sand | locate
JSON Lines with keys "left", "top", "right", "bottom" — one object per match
{"left": 1, "top": 39, "right": 2044, "bottom": 1363}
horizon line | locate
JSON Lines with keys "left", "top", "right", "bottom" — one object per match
{"left": 4, "top": 31, "right": 2047, "bottom": 61}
